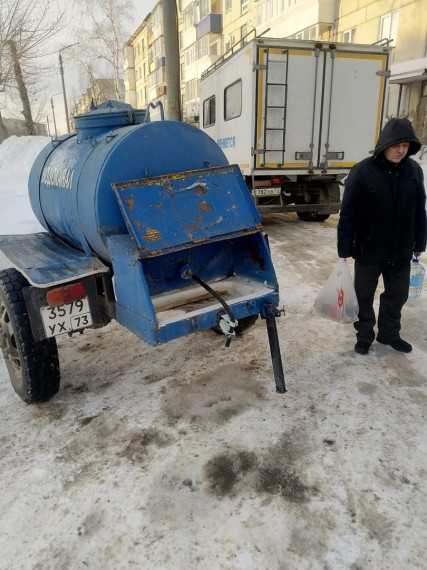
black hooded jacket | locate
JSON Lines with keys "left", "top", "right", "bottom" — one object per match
{"left": 337, "top": 118, "right": 426, "bottom": 263}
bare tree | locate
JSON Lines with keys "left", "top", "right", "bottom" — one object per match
{"left": 0, "top": 0, "right": 66, "bottom": 135}
{"left": 72, "top": 0, "right": 135, "bottom": 100}
{"left": 0, "top": 2, "right": 14, "bottom": 135}
{"left": 0, "top": 110, "right": 9, "bottom": 142}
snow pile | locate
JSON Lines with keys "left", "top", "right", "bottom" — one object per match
{"left": 0, "top": 135, "right": 50, "bottom": 196}
{"left": 0, "top": 135, "right": 46, "bottom": 247}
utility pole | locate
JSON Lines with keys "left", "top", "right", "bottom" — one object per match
{"left": 162, "top": 0, "right": 182, "bottom": 121}
{"left": 50, "top": 98, "right": 57, "bottom": 137}
{"left": 59, "top": 43, "right": 79, "bottom": 133}
{"left": 50, "top": 92, "right": 62, "bottom": 137}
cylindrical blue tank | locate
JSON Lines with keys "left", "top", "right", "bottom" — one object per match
{"left": 29, "top": 100, "right": 228, "bottom": 262}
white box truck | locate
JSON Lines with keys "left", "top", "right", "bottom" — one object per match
{"left": 200, "top": 37, "right": 391, "bottom": 221}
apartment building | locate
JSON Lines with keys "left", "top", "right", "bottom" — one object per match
{"left": 221, "top": 0, "right": 256, "bottom": 50}
{"left": 180, "top": 0, "right": 223, "bottom": 122}
{"left": 123, "top": 17, "right": 148, "bottom": 108}
{"left": 125, "top": 0, "right": 427, "bottom": 138}
{"left": 334, "top": 0, "right": 427, "bottom": 141}
{"left": 124, "top": 2, "right": 167, "bottom": 112}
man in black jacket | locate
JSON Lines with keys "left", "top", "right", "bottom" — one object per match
{"left": 337, "top": 118, "right": 426, "bottom": 355}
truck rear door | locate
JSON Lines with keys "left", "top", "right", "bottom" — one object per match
{"left": 254, "top": 42, "right": 389, "bottom": 173}
{"left": 319, "top": 47, "right": 389, "bottom": 170}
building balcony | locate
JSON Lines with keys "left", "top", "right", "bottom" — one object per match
{"left": 196, "top": 13, "right": 222, "bottom": 41}
{"left": 389, "top": 57, "right": 427, "bottom": 85}
{"left": 256, "top": 0, "right": 334, "bottom": 38}
{"left": 155, "top": 56, "right": 166, "bottom": 70}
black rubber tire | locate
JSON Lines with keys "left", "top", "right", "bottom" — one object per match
{"left": 297, "top": 211, "right": 330, "bottom": 222}
{"left": 212, "top": 314, "right": 259, "bottom": 335}
{"left": 0, "top": 268, "right": 60, "bottom": 403}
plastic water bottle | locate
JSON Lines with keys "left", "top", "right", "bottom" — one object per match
{"left": 408, "top": 258, "right": 425, "bottom": 301}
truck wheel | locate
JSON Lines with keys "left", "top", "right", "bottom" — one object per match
{"left": 0, "top": 268, "right": 60, "bottom": 403}
{"left": 297, "top": 211, "right": 330, "bottom": 222}
{"left": 212, "top": 314, "right": 259, "bottom": 335}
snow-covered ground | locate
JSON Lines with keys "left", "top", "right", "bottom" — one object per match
{"left": 1, "top": 136, "right": 427, "bottom": 570}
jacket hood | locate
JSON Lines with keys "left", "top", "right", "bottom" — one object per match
{"left": 374, "top": 118, "right": 421, "bottom": 157}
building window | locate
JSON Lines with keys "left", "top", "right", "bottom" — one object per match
{"left": 183, "top": 5, "right": 194, "bottom": 30}
{"left": 225, "top": 0, "right": 232, "bottom": 12}
{"left": 211, "top": 0, "right": 221, "bottom": 13}
{"left": 224, "top": 80, "right": 242, "bottom": 121}
{"left": 380, "top": 11, "right": 399, "bottom": 46}
{"left": 147, "top": 67, "right": 166, "bottom": 88}
{"left": 289, "top": 24, "right": 317, "bottom": 41}
{"left": 266, "top": 0, "right": 275, "bottom": 20}
{"left": 183, "top": 35, "right": 219, "bottom": 66}
{"left": 151, "top": 5, "right": 162, "bottom": 27}
{"left": 185, "top": 78, "right": 200, "bottom": 103}
{"left": 241, "top": 23, "right": 248, "bottom": 45}
{"left": 203, "top": 95, "right": 216, "bottom": 127}
{"left": 200, "top": 0, "right": 210, "bottom": 19}
{"left": 149, "top": 36, "right": 165, "bottom": 61}
{"left": 341, "top": 27, "right": 356, "bottom": 43}
{"left": 194, "top": 0, "right": 220, "bottom": 21}
{"left": 241, "top": 0, "right": 248, "bottom": 15}
{"left": 224, "top": 34, "right": 234, "bottom": 53}
{"left": 293, "top": 29, "right": 309, "bottom": 40}
{"left": 257, "top": 0, "right": 305, "bottom": 26}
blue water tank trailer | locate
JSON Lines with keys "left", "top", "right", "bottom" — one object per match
{"left": 0, "top": 100, "right": 285, "bottom": 403}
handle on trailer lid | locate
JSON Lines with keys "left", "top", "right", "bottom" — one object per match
{"left": 144, "top": 101, "right": 165, "bottom": 123}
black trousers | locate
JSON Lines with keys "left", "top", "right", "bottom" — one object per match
{"left": 354, "top": 260, "right": 410, "bottom": 344}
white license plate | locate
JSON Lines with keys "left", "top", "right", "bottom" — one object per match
{"left": 255, "top": 188, "right": 281, "bottom": 196}
{"left": 40, "top": 298, "right": 93, "bottom": 338}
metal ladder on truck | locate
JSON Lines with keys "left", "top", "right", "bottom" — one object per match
{"left": 262, "top": 48, "right": 288, "bottom": 167}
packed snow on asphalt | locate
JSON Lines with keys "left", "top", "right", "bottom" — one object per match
{"left": 1, "top": 135, "right": 427, "bottom": 570}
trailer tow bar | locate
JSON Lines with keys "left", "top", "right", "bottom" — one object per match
{"left": 261, "top": 303, "right": 287, "bottom": 394}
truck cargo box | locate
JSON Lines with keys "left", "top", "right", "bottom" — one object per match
{"left": 200, "top": 37, "right": 391, "bottom": 220}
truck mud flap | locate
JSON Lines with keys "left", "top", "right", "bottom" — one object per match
{"left": 0, "top": 233, "right": 109, "bottom": 287}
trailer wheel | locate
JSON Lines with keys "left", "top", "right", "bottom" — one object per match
{"left": 297, "top": 211, "right": 330, "bottom": 222}
{"left": 0, "top": 268, "right": 60, "bottom": 403}
{"left": 212, "top": 314, "right": 259, "bottom": 335}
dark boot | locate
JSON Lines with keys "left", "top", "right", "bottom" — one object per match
{"left": 377, "top": 338, "right": 412, "bottom": 353}
{"left": 355, "top": 341, "right": 370, "bottom": 355}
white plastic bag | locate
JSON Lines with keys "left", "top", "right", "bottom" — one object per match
{"left": 313, "top": 259, "right": 359, "bottom": 324}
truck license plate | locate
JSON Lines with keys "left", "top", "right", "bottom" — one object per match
{"left": 40, "top": 298, "right": 93, "bottom": 338}
{"left": 255, "top": 188, "right": 281, "bottom": 196}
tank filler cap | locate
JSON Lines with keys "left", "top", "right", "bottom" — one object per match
{"left": 74, "top": 99, "right": 135, "bottom": 141}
